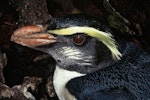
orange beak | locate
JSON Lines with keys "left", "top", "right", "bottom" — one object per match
{"left": 11, "top": 25, "right": 57, "bottom": 47}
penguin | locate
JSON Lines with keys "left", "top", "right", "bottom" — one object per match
{"left": 11, "top": 14, "right": 150, "bottom": 100}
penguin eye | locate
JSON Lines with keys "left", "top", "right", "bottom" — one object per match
{"left": 72, "top": 34, "right": 86, "bottom": 45}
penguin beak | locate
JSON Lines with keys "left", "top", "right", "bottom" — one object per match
{"left": 11, "top": 25, "right": 57, "bottom": 47}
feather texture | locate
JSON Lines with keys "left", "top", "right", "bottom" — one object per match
{"left": 48, "top": 26, "right": 122, "bottom": 60}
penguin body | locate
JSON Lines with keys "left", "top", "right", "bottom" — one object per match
{"left": 66, "top": 42, "right": 150, "bottom": 100}
{"left": 53, "top": 65, "right": 84, "bottom": 100}
{"left": 11, "top": 14, "right": 150, "bottom": 100}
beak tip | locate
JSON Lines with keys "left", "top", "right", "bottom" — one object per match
{"left": 10, "top": 25, "right": 58, "bottom": 47}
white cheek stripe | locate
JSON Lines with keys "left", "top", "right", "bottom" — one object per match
{"left": 62, "top": 47, "right": 81, "bottom": 55}
{"left": 53, "top": 66, "right": 85, "bottom": 100}
{"left": 61, "top": 47, "right": 83, "bottom": 60}
{"left": 61, "top": 47, "right": 94, "bottom": 63}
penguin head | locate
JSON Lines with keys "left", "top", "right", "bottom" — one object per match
{"left": 11, "top": 14, "right": 122, "bottom": 74}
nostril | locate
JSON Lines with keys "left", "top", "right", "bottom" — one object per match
{"left": 57, "top": 60, "right": 61, "bottom": 63}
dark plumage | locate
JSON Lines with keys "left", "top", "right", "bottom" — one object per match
{"left": 66, "top": 42, "right": 150, "bottom": 100}
{"left": 11, "top": 14, "right": 150, "bottom": 100}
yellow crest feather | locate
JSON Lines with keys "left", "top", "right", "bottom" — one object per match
{"left": 48, "top": 26, "right": 122, "bottom": 60}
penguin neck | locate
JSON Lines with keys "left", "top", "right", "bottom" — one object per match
{"left": 53, "top": 65, "right": 85, "bottom": 100}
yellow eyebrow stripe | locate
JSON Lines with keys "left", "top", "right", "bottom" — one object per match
{"left": 48, "top": 26, "right": 122, "bottom": 60}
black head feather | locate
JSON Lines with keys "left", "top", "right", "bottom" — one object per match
{"left": 38, "top": 14, "right": 122, "bottom": 74}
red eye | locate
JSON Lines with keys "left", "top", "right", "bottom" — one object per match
{"left": 72, "top": 34, "right": 86, "bottom": 45}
